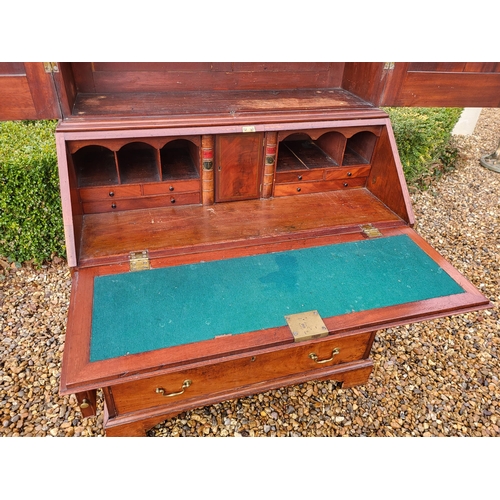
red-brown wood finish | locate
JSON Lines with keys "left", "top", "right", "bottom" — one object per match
{"left": 215, "top": 133, "right": 264, "bottom": 202}
{"left": 1, "top": 62, "right": 495, "bottom": 436}
{"left": 59, "top": 223, "right": 491, "bottom": 395}
{"left": 0, "top": 62, "right": 61, "bottom": 120}
{"left": 4, "top": 63, "right": 500, "bottom": 123}
{"left": 102, "top": 359, "right": 373, "bottom": 437}
{"left": 110, "top": 331, "right": 374, "bottom": 415}
{"left": 343, "top": 62, "right": 500, "bottom": 107}
{"left": 71, "top": 62, "right": 345, "bottom": 94}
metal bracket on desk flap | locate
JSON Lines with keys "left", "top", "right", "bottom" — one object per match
{"left": 43, "top": 62, "right": 59, "bottom": 73}
{"left": 361, "top": 224, "right": 383, "bottom": 238}
{"left": 285, "top": 310, "right": 329, "bottom": 342}
{"left": 129, "top": 250, "right": 150, "bottom": 272}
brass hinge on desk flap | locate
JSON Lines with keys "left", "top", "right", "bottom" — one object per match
{"left": 361, "top": 224, "right": 383, "bottom": 238}
{"left": 242, "top": 125, "right": 256, "bottom": 133}
{"left": 43, "top": 62, "right": 59, "bottom": 73}
{"left": 129, "top": 250, "right": 150, "bottom": 272}
{"left": 285, "top": 310, "right": 329, "bottom": 342}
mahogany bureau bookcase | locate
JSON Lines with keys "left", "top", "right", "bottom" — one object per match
{"left": 0, "top": 62, "right": 497, "bottom": 436}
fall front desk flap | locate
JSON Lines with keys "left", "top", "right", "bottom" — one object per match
{"left": 89, "top": 234, "right": 465, "bottom": 361}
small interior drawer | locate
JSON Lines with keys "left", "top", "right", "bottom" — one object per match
{"left": 79, "top": 185, "right": 141, "bottom": 202}
{"left": 324, "top": 165, "right": 371, "bottom": 180}
{"left": 82, "top": 192, "right": 201, "bottom": 214}
{"left": 142, "top": 179, "right": 201, "bottom": 195}
{"left": 274, "top": 177, "right": 366, "bottom": 196}
{"left": 275, "top": 169, "right": 325, "bottom": 184}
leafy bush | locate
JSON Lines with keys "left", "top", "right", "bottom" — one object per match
{"left": 384, "top": 107, "right": 463, "bottom": 188}
{"left": 0, "top": 120, "right": 65, "bottom": 265}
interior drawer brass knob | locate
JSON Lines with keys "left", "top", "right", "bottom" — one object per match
{"left": 156, "top": 379, "right": 192, "bottom": 398}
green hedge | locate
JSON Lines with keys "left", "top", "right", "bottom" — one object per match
{"left": 0, "top": 120, "right": 65, "bottom": 265}
{"left": 384, "top": 107, "right": 463, "bottom": 188}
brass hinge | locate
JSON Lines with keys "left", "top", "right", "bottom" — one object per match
{"left": 129, "top": 250, "right": 150, "bottom": 272}
{"left": 361, "top": 224, "right": 383, "bottom": 238}
{"left": 383, "top": 62, "right": 395, "bottom": 71}
{"left": 242, "top": 125, "right": 256, "bottom": 133}
{"left": 43, "top": 62, "right": 59, "bottom": 73}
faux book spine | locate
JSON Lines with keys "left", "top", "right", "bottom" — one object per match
{"left": 263, "top": 132, "right": 277, "bottom": 198}
{"left": 201, "top": 135, "right": 214, "bottom": 205}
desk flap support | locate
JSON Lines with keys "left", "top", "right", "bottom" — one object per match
{"left": 129, "top": 251, "right": 150, "bottom": 272}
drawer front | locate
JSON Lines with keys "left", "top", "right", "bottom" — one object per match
{"left": 110, "top": 331, "right": 373, "bottom": 415}
{"left": 82, "top": 192, "right": 201, "bottom": 213}
{"left": 274, "top": 177, "right": 366, "bottom": 196}
{"left": 275, "top": 169, "right": 325, "bottom": 184}
{"left": 324, "top": 165, "right": 371, "bottom": 180}
{"left": 79, "top": 185, "right": 141, "bottom": 202}
{"left": 142, "top": 179, "right": 200, "bottom": 196}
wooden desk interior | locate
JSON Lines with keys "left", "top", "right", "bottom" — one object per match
{"left": 78, "top": 189, "right": 404, "bottom": 266}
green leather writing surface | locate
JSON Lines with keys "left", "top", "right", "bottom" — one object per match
{"left": 90, "top": 235, "right": 464, "bottom": 361}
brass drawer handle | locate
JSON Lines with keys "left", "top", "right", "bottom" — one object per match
{"left": 156, "top": 379, "right": 192, "bottom": 398}
{"left": 309, "top": 348, "right": 340, "bottom": 364}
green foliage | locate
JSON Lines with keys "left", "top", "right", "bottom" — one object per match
{"left": 0, "top": 120, "right": 65, "bottom": 265}
{"left": 384, "top": 107, "right": 463, "bottom": 188}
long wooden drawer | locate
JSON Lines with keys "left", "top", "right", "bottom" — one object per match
{"left": 109, "top": 331, "right": 374, "bottom": 415}
{"left": 82, "top": 192, "right": 201, "bottom": 213}
{"left": 102, "top": 358, "right": 374, "bottom": 436}
{"left": 274, "top": 177, "right": 367, "bottom": 197}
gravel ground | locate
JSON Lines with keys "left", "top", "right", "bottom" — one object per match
{"left": 1, "top": 108, "right": 499, "bottom": 439}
